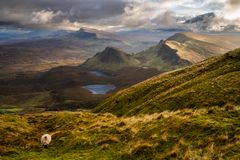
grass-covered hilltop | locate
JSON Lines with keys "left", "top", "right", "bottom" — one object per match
{"left": 1, "top": 49, "right": 240, "bottom": 160}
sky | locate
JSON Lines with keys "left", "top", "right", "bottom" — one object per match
{"left": 0, "top": 0, "right": 239, "bottom": 31}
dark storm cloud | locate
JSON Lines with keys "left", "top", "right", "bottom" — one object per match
{"left": 228, "top": 0, "right": 240, "bottom": 5}
{"left": 0, "top": 0, "right": 127, "bottom": 24}
{"left": 0, "top": 0, "right": 239, "bottom": 31}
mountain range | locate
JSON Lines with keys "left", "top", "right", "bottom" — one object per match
{"left": 0, "top": 28, "right": 137, "bottom": 74}
{"left": 82, "top": 32, "right": 240, "bottom": 71}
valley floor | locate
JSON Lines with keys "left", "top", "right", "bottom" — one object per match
{"left": 1, "top": 105, "right": 240, "bottom": 159}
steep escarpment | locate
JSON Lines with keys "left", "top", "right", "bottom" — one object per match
{"left": 135, "top": 32, "right": 240, "bottom": 70}
{"left": 136, "top": 40, "right": 191, "bottom": 70}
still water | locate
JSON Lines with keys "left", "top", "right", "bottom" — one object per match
{"left": 82, "top": 84, "right": 116, "bottom": 94}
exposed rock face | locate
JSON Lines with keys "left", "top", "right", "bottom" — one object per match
{"left": 155, "top": 41, "right": 191, "bottom": 66}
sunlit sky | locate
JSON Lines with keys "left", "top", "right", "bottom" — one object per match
{"left": 0, "top": 0, "right": 239, "bottom": 31}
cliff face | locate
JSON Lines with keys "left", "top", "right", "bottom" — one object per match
{"left": 136, "top": 32, "right": 240, "bottom": 70}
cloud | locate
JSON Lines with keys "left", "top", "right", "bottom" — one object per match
{"left": 223, "top": 0, "right": 240, "bottom": 20}
{"left": 228, "top": 0, "right": 240, "bottom": 5}
{"left": 152, "top": 11, "right": 179, "bottom": 28}
{"left": 0, "top": 0, "right": 239, "bottom": 31}
{"left": 0, "top": 0, "right": 127, "bottom": 29}
{"left": 115, "top": 1, "right": 183, "bottom": 29}
{"left": 31, "top": 10, "right": 63, "bottom": 24}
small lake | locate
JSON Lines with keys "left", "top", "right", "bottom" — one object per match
{"left": 82, "top": 84, "right": 116, "bottom": 95}
{"left": 90, "top": 71, "right": 111, "bottom": 77}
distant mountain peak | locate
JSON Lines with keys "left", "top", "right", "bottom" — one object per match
{"left": 104, "top": 47, "right": 122, "bottom": 54}
{"left": 96, "top": 47, "right": 128, "bottom": 63}
{"left": 74, "top": 28, "right": 97, "bottom": 39}
{"left": 166, "top": 32, "right": 192, "bottom": 43}
{"left": 82, "top": 47, "right": 139, "bottom": 71}
{"left": 157, "top": 39, "right": 165, "bottom": 47}
{"left": 184, "top": 12, "right": 215, "bottom": 24}
{"left": 183, "top": 12, "right": 240, "bottom": 32}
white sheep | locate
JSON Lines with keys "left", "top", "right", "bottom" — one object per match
{"left": 41, "top": 134, "right": 52, "bottom": 148}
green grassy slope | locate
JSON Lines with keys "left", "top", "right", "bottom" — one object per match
{"left": 82, "top": 47, "right": 140, "bottom": 71}
{"left": 1, "top": 107, "right": 240, "bottom": 159}
{"left": 94, "top": 49, "right": 240, "bottom": 116}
